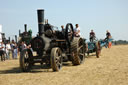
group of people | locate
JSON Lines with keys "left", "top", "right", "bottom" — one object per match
{"left": 61, "top": 24, "right": 81, "bottom": 37}
{"left": 0, "top": 40, "right": 27, "bottom": 61}
{"left": 61, "top": 24, "right": 111, "bottom": 42}
{"left": 89, "top": 30, "right": 111, "bottom": 42}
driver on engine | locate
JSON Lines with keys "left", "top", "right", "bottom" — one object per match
{"left": 89, "top": 30, "right": 96, "bottom": 42}
{"left": 61, "top": 25, "right": 65, "bottom": 35}
{"left": 61, "top": 25, "right": 66, "bottom": 39}
{"left": 74, "top": 24, "right": 81, "bottom": 37}
{"left": 105, "top": 30, "right": 111, "bottom": 40}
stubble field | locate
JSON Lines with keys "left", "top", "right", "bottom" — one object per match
{"left": 0, "top": 45, "right": 128, "bottom": 85}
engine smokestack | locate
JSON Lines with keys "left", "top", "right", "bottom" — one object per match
{"left": 8, "top": 37, "right": 10, "bottom": 42}
{"left": 37, "top": 9, "right": 44, "bottom": 36}
{"left": 19, "top": 30, "right": 21, "bottom": 36}
{"left": 24, "top": 24, "right": 27, "bottom": 32}
{"left": 15, "top": 35, "right": 17, "bottom": 43}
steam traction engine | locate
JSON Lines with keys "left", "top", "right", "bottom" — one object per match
{"left": 20, "top": 9, "right": 85, "bottom": 72}
{"left": 18, "top": 24, "right": 32, "bottom": 45}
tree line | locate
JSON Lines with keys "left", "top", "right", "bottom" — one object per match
{"left": 112, "top": 40, "right": 128, "bottom": 45}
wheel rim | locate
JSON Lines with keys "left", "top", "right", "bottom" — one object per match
{"left": 55, "top": 49, "right": 62, "bottom": 69}
{"left": 51, "top": 48, "right": 62, "bottom": 71}
{"left": 78, "top": 39, "right": 85, "bottom": 63}
{"left": 78, "top": 46, "right": 84, "bottom": 63}
{"left": 23, "top": 51, "right": 30, "bottom": 70}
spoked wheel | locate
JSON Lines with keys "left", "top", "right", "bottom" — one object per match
{"left": 20, "top": 49, "right": 33, "bottom": 72}
{"left": 51, "top": 47, "right": 63, "bottom": 71}
{"left": 78, "top": 44, "right": 85, "bottom": 63}
{"left": 65, "top": 23, "right": 74, "bottom": 44}
{"left": 96, "top": 41, "right": 101, "bottom": 58}
{"left": 71, "top": 37, "right": 85, "bottom": 65}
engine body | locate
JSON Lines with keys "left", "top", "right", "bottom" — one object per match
{"left": 20, "top": 9, "right": 85, "bottom": 72}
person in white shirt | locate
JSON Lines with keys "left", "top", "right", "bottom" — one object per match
{"left": 6, "top": 42, "right": 11, "bottom": 59}
{"left": 74, "top": 24, "right": 81, "bottom": 37}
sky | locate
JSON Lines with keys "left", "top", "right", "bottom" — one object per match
{"left": 0, "top": 0, "right": 128, "bottom": 41}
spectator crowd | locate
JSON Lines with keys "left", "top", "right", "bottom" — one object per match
{"left": 0, "top": 40, "right": 26, "bottom": 61}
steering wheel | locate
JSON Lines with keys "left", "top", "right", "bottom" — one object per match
{"left": 65, "top": 23, "right": 74, "bottom": 43}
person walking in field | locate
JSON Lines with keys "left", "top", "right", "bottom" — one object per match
{"left": 5, "top": 42, "right": 11, "bottom": 59}
{"left": 11, "top": 41, "right": 18, "bottom": 59}
{"left": 11, "top": 41, "right": 14, "bottom": 59}
{"left": 0, "top": 42, "right": 5, "bottom": 61}
{"left": 21, "top": 41, "right": 27, "bottom": 51}
{"left": 13, "top": 42, "right": 18, "bottom": 59}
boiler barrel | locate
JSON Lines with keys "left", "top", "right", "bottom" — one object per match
{"left": 37, "top": 9, "right": 44, "bottom": 36}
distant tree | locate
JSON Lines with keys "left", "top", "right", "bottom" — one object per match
{"left": 113, "top": 40, "right": 128, "bottom": 45}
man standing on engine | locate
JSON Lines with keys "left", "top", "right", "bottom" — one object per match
{"left": 106, "top": 30, "right": 111, "bottom": 40}
{"left": 61, "top": 25, "right": 65, "bottom": 34}
{"left": 61, "top": 25, "right": 66, "bottom": 39}
{"left": 74, "top": 24, "right": 81, "bottom": 37}
{"left": 89, "top": 30, "right": 96, "bottom": 42}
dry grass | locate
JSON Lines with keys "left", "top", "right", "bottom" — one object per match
{"left": 0, "top": 45, "right": 128, "bottom": 85}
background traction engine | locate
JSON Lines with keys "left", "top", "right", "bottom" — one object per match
{"left": 18, "top": 24, "right": 32, "bottom": 46}
{"left": 20, "top": 9, "right": 85, "bottom": 72}
{"left": 86, "top": 38, "right": 113, "bottom": 58}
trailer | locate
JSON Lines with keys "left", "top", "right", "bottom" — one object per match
{"left": 87, "top": 38, "right": 113, "bottom": 58}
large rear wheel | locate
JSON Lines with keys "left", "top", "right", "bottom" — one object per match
{"left": 51, "top": 47, "right": 63, "bottom": 71}
{"left": 71, "top": 37, "right": 85, "bottom": 65}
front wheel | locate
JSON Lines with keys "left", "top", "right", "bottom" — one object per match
{"left": 20, "top": 49, "right": 33, "bottom": 72}
{"left": 51, "top": 47, "right": 63, "bottom": 71}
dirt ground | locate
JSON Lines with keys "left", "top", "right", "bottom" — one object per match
{"left": 0, "top": 45, "right": 128, "bottom": 85}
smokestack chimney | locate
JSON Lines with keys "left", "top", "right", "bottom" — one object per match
{"left": 8, "top": 37, "right": 10, "bottom": 42}
{"left": 15, "top": 35, "right": 17, "bottom": 43}
{"left": 37, "top": 9, "right": 44, "bottom": 36}
{"left": 2, "top": 33, "right": 5, "bottom": 39}
{"left": 19, "top": 30, "right": 21, "bottom": 36}
{"left": 24, "top": 24, "right": 27, "bottom": 32}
